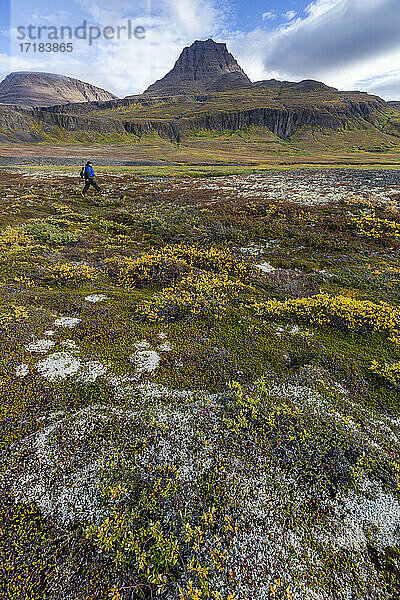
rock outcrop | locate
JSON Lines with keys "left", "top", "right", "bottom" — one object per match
{"left": 0, "top": 72, "right": 118, "bottom": 107}
{"left": 144, "top": 39, "right": 251, "bottom": 96}
{"left": 0, "top": 104, "right": 42, "bottom": 142}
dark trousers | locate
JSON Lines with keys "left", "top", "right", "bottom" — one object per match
{"left": 83, "top": 178, "right": 101, "bottom": 193}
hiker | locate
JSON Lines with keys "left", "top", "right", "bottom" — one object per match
{"left": 80, "top": 161, "right": 101, "bottom": 196}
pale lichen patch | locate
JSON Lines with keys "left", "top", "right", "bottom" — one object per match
{"left": 54, "top": 317, "right": 81, "bottom": 328}
{"left": 36, "top": 352, "right": 81, "bottom": 381}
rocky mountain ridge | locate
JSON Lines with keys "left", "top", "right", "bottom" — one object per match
{"left": 144, "top": 39, "right": 251, "bottom": 96}
{"left": 0, "top": 72, "right": 118, "bottom": 107}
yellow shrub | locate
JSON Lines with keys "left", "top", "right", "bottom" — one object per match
{"left": 370, "top": 360, "right": 400, "bottom": 387}
{"left": 164, "top": 244, "right": 254, "bottom": 280}
{"left": 105, "top": 251, "right": 188, "bottom": 287}
{"left": 343, "top": 195, "right": 399, "bottom": 215}
{"left": 0, "top": 226, "right": 29, "bottom": 251}
{"left": 351, "top": 212, "right": 400, "bottom": 239}
{"left": 106, "top": 244, "right": 253, "bottom": 289}
{"left": 136, "top": 272, "right": 252, "bottom": 321}
{"left": 0, "top": 303, "right": 30, "bottom": 328}
{"left": 250, "top": 293, "right": 400, "bottom": 344}
{"left": 47, "top": 262, "right": 98, "bottom": 283}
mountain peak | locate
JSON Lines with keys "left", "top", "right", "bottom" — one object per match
{"left": 0, "top": 71, "right": 118, "bottom": 107}
{"left": 193, "top": 38, "right": 222, "bottom": 45}
{"left": 145, "top": 38, "right": 251, "bottom": 96}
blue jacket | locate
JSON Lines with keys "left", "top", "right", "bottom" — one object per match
{"left": 85, "top": 165, "right": 95, "bottom": 179}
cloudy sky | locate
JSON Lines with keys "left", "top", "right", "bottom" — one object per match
{"left": 0, "top": 0, "right": 400, "bottom": 99}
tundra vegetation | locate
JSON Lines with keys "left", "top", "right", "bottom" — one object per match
{"left": 0, "top": 168, "right": 400, "bottom": 599}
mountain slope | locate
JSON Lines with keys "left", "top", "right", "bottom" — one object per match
{"left": 0, "top": 72, "right": 118, "bottom": 107}
{"left": 253, "top": 79, "right": 338, "bottom": 93}
{"left": 1, "top": 83, "right": 399, "bottom": 151}
{"left": 144, "top": 39, "right": 251, "bottom": 96}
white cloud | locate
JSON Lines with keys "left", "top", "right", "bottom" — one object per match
{"left": 262, "top": 11, "right": 276, "bottom": 21}
{"left": 2, "top": 0, "right": 400, "bottom": 100}
{"left": 4, "top": 0, "right": 231, "bottom": 96}
{"left": 283, "top": 10, "right": 297, "bottom": 20}
{"left": 356, "top": 68, "right": 400, "bottom": 101}
{"left": 229, "top": 0, "right": 400, "bottom": 99}
{"left": 266, "top": 0, "right": 400, "bottom": 77}
{"left": 304, "top": 0, "right": 340, "bottom": 19}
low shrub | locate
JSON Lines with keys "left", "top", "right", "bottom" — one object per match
{"left": 23, "top": 220, "right": 78, "bottom": 245}
{"left": 351, "top": 212, "right": 400, "bottom": 241}
{"left": 105, "top": 252, "right": 189, "bottom": 288}
{"left": 92, "top": 219, "right": 130, "bottom": 235}
{"left": 135, "top": 272, "right": 253, "bottom": 321}
{"left": 46, "top": 261, "right": 98, "bottom": 283}
{"left": 250, "top": 293, "right": 400, "bottom": 344}
{"left": 370, "top": 360, "right": 400, "bottom": 388}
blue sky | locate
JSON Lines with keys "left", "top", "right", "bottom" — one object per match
{"left": 0, "top": 1, "right": 10, "bottom": 55}
{"left": 1, "top": 0, "right": 400, "bottom": 100}
{"left": 232, "top": 0, "right": 307, "bottom": 31}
